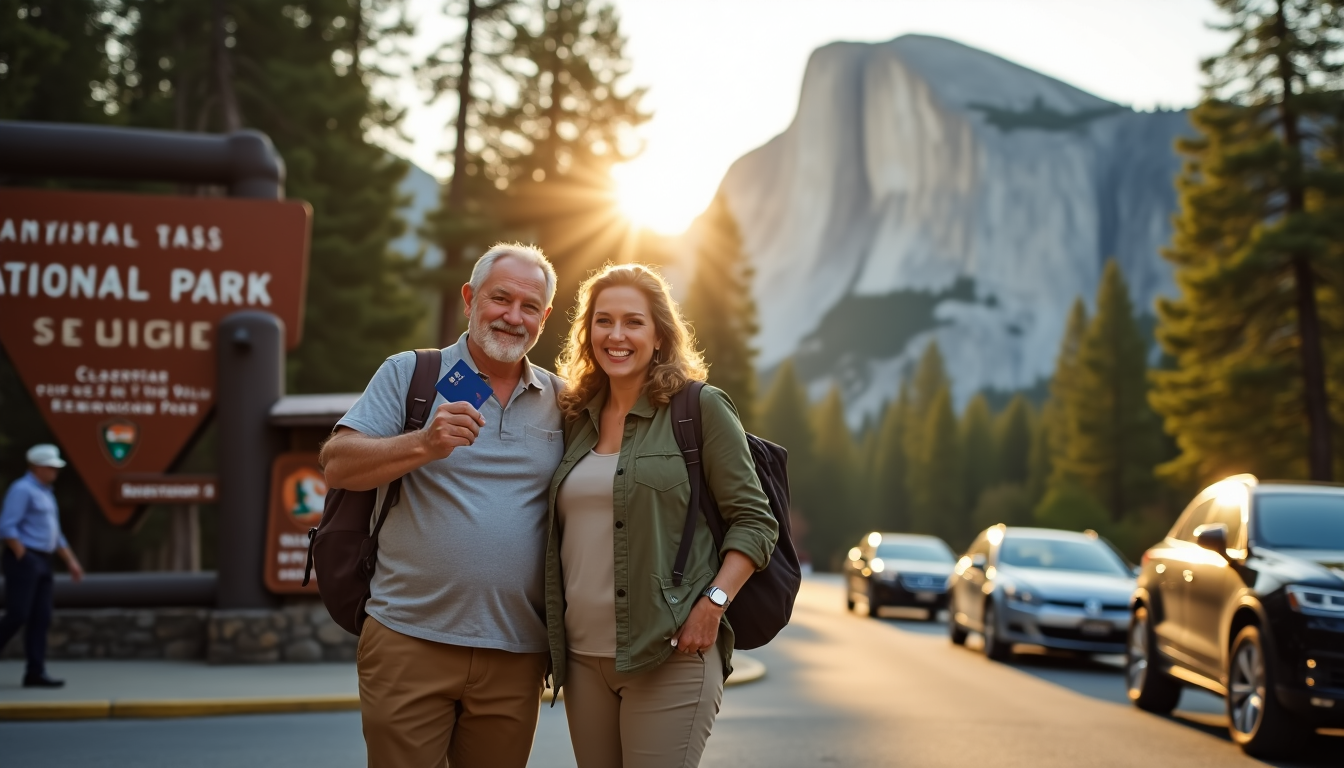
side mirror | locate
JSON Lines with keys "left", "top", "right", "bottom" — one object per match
{"left": 1194, "top": 523, "right": 1229, "bottom": 559}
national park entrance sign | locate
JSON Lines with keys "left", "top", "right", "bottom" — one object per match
{"left": 0, "top": 188, "right": 309, "bottom": 523}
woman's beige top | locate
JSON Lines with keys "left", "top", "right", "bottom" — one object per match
{"left": 557, "top": 450, "right": 620, "bottom": 657}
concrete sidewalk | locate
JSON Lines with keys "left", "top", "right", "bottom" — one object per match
{"left": 0, "top": 654, "right": 766, "bottom": 720}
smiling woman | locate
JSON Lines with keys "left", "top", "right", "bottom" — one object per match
{"left": 610, "top": 161, "right": 708, "bottom": 236}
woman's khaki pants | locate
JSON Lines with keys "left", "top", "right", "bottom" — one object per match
{"left": 562, "top": 645, "right": 724, "bottom": 768}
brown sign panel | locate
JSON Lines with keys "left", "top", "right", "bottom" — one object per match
{"left": 112, "top": 473, "right": 218, "bottom": 504}
{"left": 264, "top": 452, "right": 324, "bottom": 595}
{"left": 0, "top": 188, "right": 311, "bottom": 524}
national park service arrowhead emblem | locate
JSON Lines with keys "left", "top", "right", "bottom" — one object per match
{"left": 99, "top": 419, "right": 139, "bottom": 466}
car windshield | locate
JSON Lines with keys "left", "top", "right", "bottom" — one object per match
{"left": 875, "top": 541, "right": 954, "bottom": 563}
{"left": 1255, "top": 494, "right": 1344, "bottom": 550}
{"left": 998, "top": 537, "right": 1130, "bottom": 576}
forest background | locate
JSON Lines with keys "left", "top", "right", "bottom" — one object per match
{"left": 1, "top": 0, "right": 1341, "bottom": 572}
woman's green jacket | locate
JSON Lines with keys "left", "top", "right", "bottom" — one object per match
{"left": 544, "top": 383, "right": 779, "bottom": 693}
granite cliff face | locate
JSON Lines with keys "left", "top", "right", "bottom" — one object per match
{"left": 715, "top": 34, "right": 1190, "bottom": 425}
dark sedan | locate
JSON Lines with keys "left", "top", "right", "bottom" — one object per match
{"left": 845, "top": 532, "right": 956, "bottom": 619}
{"left": 1126, "top": 476, "right": 1344, "bottom": 758}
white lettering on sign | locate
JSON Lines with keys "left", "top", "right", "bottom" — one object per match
{"left": 155, "top": 224, "right": 222, "bottom": 252}
{"left": 0, "top": 262, "right": 149, "bottom": 302}
{"left": 0, "top": 218, "right": 140, "bottom": 248}
{"left": 32, "top": 368, "right": 206, "bottom": 419}
{"left": 31, "top": 317, "right": 212, "bottom": 350}
{"left": 168, "top": 268, "right": 270, "bottom": 306}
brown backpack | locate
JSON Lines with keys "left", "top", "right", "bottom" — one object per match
{"left": 303, "top": 348, "right": 441, "bottom": 636}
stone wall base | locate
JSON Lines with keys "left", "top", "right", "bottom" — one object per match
{"left": 1, "top": 602, "right": 358, "bottom": 664}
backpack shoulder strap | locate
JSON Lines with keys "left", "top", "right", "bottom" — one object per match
{"left": 370, "top": 348, "right": 442, "bottom": 540}
{"left": 670, "top": 380, "right": 712, "bottom": 587}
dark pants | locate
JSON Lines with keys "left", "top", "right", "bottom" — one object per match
{"left": 0, "top": 548, "right": 55, "bottom": 676}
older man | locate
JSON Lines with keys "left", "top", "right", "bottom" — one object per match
{"left": 0, "top": 444, "right": 85, "bottom": 688}
{"left": 322, "top": 243, "right": 564, "bottom": 768}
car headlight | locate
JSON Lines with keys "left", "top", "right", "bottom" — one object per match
{"left": 1285, "top": 584, "right": 1344, "bottom": 615}
{"left": 1003, "top": 584, "right": 1042, "bottom": 605}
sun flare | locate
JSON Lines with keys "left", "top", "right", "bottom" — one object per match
{"left": 610, "top": 161, "right": 708, "bottom": 236}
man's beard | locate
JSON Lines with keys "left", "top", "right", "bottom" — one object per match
{"left": 469, "top": 314, "right": 534, "bottom": 364}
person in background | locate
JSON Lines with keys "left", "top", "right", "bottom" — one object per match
{"left": 546, "top": 264, "right": 779, "bottom": 768}
{"left": 0, "top": 444, "right": 85, "bottom": 688}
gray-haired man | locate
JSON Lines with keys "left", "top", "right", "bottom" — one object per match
{"left": 322, "top": 243, "right": 564, "bottom": 767}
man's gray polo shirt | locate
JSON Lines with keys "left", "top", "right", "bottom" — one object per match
{"left": 336, "top": 334, "right": 564, "bottom": 653}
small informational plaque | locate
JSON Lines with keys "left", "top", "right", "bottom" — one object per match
{"left": 112, "top": 473, "right": 218, "bottom": 504}
{"left": 263, "top": 451, "right": 325, "bottom": 595}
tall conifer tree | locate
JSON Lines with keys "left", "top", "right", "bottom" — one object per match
{"left": 1061, "top": 260, "right": 1162, "bottom": 521}
{"left": 871, "top": 388, "right": 911, "bottom": 532}
{"left": 116, "top": 0, "right": 424, "bottom": 392}
{"left": 757, "top": 360, "right": 817, "bottom": 561}
{"left": 909, "top": 385, "right": 964, "bottom": 544}
{"left": 960, "top": 394, "right": 995, "bottom": 516}
{"left": 810, "top": 386, "right": 857, "bottom": 568}
{"left": 684, "top": 194, "right": 759, "bottom": 427}
{"left": 1152, "top": 0, "right": 1344, "bottom": 482}
{"left": 995, "top": 395, "right": 1033, "bottom": 486}
{"left": 1045, "top": 299, "right": 1089, "bottom": 489}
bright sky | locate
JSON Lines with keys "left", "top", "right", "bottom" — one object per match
{"left": 392, "top": 0, "right": 1231, "bottom": 235}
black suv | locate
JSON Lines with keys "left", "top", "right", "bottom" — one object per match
{"left": 1126, "top": 476, "right": 1344, "bottom": 757}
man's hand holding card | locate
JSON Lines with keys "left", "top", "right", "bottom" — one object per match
{"left": 422, "top": 359, "right": 494, "bottom": 459}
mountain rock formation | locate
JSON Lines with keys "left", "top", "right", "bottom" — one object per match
{"left": 715, "top": 34, "right": 1191, "bottom": 425}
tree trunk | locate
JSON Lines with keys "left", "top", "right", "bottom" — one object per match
{"left": 1273, "top": 2, "right": 1333, "bottom": 480}
{"left": 439, "top": 0, "right": 479, "bottom": 347}
{"left": 212, "top": 0, "right": 242, "bottom": 132}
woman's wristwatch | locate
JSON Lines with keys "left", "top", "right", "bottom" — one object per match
{"left": 702, "top": 585, "right": 731, "bottom": 609}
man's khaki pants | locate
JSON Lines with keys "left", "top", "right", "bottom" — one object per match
{"left": 357, "top": 616, "right": 548, "bottom": 768}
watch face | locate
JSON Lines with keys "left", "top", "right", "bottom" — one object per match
{"left": 707, "top": 587, "right": 728, "bottom": 606}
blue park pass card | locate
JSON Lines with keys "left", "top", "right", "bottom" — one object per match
{"left": 435, "top": 358, "right": 494, "bottom": 409}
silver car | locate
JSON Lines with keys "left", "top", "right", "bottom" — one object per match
{"left": 948, "top": 526, "right": 1136, "bottom": 661}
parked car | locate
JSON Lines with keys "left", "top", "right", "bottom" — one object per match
{"left": 845, "top": 532, "right": 956, "bottom": 618}
{"left": 1125, "top": 475, "right": 1344, "bottom": 757}
{"left": 948, "top": 525, "right": 1136, "bottom": 661}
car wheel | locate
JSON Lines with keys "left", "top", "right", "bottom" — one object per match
{"left": 1227, "top": 625, "right": 1309, "bottom": 758}
{"left": 982, "top": 601, "right": 1011, "bottom": 661}
{"left": 865, "top": 583, "right": 880, "bottom": 618}
{"left": 949, "top": 609, "right": 968, "bottom": 645}
{"left": 1125, "top": 605, "right": 1181, "bottom": 714}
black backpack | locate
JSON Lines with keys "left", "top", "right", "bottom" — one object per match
{"left": 669, "top": 381, "right": 801, "bottom": 650}
{"left": 304, "top": 348, "right": 441, "bottom": 635}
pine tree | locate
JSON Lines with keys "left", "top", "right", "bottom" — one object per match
{"left": 1061, "top": 260, "right": 1162, "bottom": 521}
{"left": 683, "top": 194, "right": 759, "bottom": 428}
{"left": 994, "top": 394, "right": 1033, "bottom": 486}
{"left": 757, "top": 360, "right": 817, "bottom": 562}
{"left": 116, "top": 0, "right": 426, "bottom": 392}
{"left": 1025, "top": 409, "right": 1051, "bottom": 505}
{"left": 1045, "top": 299, "right": 1089, "bottom": 489}
{"left": 903, "top": 340, "right": 950, "bottom": 465}
{"left": 809, "top": 386, "right": 857, "bottom": 568}
{"left": 418, "top": 0, "right": 519, "bottom": 345}
{"left": 870, "top": 388, "right": 910, "bottom": 532}
{"left": 0, "top": 0, "right": 120, "bottom": 123}
{"left": 909, "top": 385, "right": 964, "bottom": 545}
{"left": 481, "top": 0, "right": 650, "bottom": 366}
{"left": 1152, "top": 0, "right": 1344, "bottom": 483}
{"left": 960, "top": 393, "right": 995, "bottom": 516}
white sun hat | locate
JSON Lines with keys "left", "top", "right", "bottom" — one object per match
{"left": 26, "top": 444, "right": 67, "bottom": 468}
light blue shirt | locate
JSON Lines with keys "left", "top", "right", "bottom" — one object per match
{"left": 0, "top": 472, "right": 69, "bottom": 553}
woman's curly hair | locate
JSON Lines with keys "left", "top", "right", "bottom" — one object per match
{"left": 556, "top": 263, "right": 707, "bottom": 421}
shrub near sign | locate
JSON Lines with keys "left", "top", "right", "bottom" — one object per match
{"left": 0, "top": 188, "right": 311, "bottom": 524}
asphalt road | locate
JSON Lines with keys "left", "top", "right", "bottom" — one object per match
{"left": 3, "top": 575, "right": 1339, "bottom": 767}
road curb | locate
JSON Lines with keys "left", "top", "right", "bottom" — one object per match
{"left": 0, "top": 694, "right": 360, "bottom": 721}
